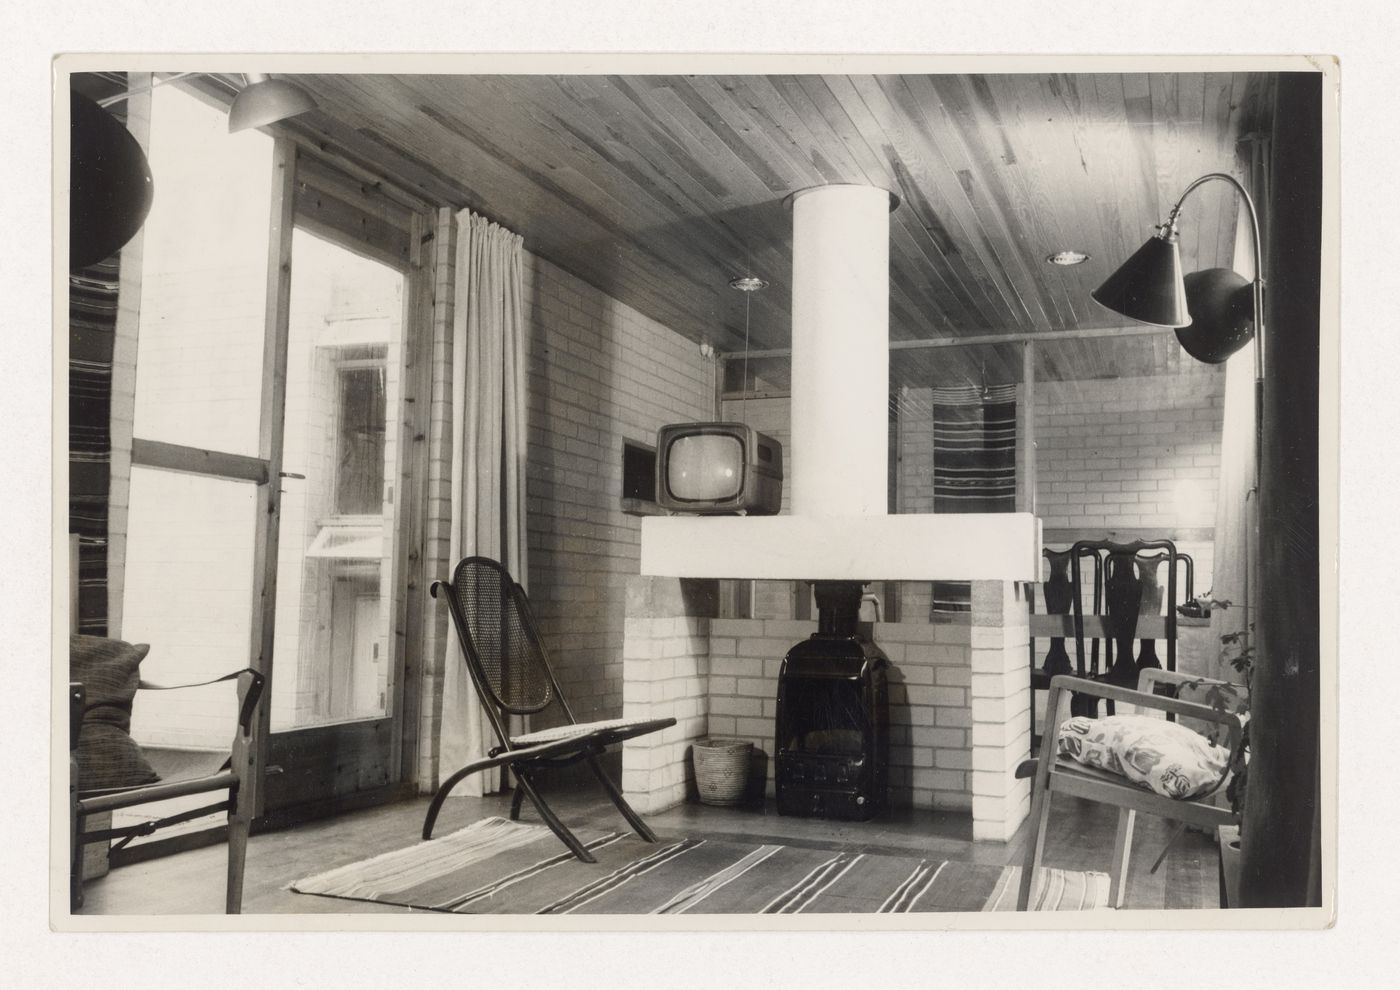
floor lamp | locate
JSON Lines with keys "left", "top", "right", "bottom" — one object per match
{"left": 1090, "top": 171, "right": 1265, "bottom": 659}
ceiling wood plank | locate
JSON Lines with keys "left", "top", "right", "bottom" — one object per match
{"left": 868, "top": 75, "right": 1035, "bottom": 331}
{"left": 1001, "top": 72, "right": 1110, "bottom": 329}
{"left": 267, "top": 69, "right": 1272, "bottom": 379}
{"left": 833, "top": 75, "right": 1024, "bottom": 332}
{"left": 774, "top": 75, "right": 1005, "bottom": 335}
{"left": 932, "top": 74, "right": 1077, "bottom": 330}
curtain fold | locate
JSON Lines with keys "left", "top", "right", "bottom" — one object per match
{"left": 1208, "top": 136, "right": 1269, "bottom": 685}
{"left": 439, "top": 210, "right": 528, "bottom": 795}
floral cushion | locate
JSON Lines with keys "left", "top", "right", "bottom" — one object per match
{"left": 1057, "top": 714, "right": 1230, "bottom": 800}
{"left": 71, "top": 634, "right": 160, "bottom": 789}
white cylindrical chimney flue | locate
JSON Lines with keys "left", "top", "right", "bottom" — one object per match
{"left": 789, "top": 184, "right": 893, "bottom": 517}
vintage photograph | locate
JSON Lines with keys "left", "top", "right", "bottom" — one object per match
{"left": 56, "top": 54, "right": 1334, "bottom": 928}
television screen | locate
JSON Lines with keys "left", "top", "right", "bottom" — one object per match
{"left": 666, "top": 433, "right": 744, "bottom": 501}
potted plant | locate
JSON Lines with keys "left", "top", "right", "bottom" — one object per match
{"left": 1187, "top": 595, "right": 1254, "bottom": 907}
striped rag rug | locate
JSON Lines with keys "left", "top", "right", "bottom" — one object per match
{"left": 291, "top": 817, "right": 1108, "bottom": 914}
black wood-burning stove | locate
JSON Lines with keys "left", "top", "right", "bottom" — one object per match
{"left": 774, "top": 581, "right": 889, "bottom": 820}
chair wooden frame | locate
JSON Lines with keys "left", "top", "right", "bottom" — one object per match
{"left": 422, "top": 556, "right": 675, "bottom": 862}
{"left": 69, "top": 668, "right": 265, "bottom": 914}
{"left": 1029, "top": 544, "right": 1103, "bottom": 742}
{"left": 1016, "top": 670, "right": 1246, "bottom": 910}
{"left": 1071, "top": 538, "right": 1183, "bottom": 681}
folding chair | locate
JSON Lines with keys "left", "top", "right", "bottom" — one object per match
{"left": 422, "top": 556, "right": 676, "bottom": 862}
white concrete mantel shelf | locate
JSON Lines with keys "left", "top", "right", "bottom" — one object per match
{"left": 640, "top": 513, "right": 1042, "bottom": 582}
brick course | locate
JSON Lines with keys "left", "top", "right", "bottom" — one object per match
{"left": 521, "top": 253, "right": 715, "bottom": 728}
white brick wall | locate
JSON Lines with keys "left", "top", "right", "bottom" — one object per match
{"left": 1034, "top": 370, "right": 1223, "bottom": 564}
{"left": 968, "top": 580, "right": 1032, "bottom": 841}
{"left": 621, "top": 612, "right": 712, "bottom": 813}
{"left": 521, "top": 253, "right": 715, "bottom": 726}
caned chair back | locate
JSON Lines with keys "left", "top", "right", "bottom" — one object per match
{"left": 444, "top": 556, "right": 556, "bottom": 718}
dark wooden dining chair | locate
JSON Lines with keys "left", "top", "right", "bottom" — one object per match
{"left": 1068, "top": 538, "right": 1185, "bottom": 716}
{"left": 1030, "top": 545, "right": 1102, "bottom": 743}
{"left": 422, "top": 556, "right": 676, "bottom": 862}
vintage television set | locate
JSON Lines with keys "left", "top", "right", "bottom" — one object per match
{"left": 655, "top": 422, "right": 783, "bottom": 515}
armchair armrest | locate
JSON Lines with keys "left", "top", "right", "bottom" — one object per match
{"left": 136, "top": 668, "right": 265, "bottom": 733}
{"left": 77, "top": 668, "right": 265, "bottom": 802}
{"left": 1047, "top": 675, "right": 1243, "bottom": 729}
{"left": 1138, "top": 667, "right": 1248, "bottom": 714}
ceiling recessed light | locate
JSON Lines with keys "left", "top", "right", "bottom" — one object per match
{"left": 729, "top": 275, "right": 768, "bottom": 292}
{"left": 1046, "top": 250, "right": 1091, "bottom": 267}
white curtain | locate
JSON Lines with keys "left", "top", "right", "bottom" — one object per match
{"left": 439, "top": 209, "right": 528, "bottom": 794}
{"left": 1209, "top": 138, "right": 1268, "bottom": 685}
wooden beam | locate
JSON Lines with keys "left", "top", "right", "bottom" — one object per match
{"left": 1031, "top": 614, "right": 1173, "bottom": 639}
{"left": 1242, "top": 71, "right": 1324, "bottom": 910}
{"left": 719, "top": 389, "right": 791, "bottom": 401}
{"left": 246, "top": 137, "right": 296, "bottom": 818}
{"left": 1043, "top": 526, "right": 1215, "bottom": 545}
{"left": 393, "top": 208, "right": 436, "bottom": 787}
{"left": 131, "top": 438, "right": 268, "bottom": 485}
{"left": 1017, "top": 339, "right": 1036, "bottom": 514}
{"left": 730, "top": 323, "right": 1174, "bottom": 360}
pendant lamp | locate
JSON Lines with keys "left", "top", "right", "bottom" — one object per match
{"left": 228, "top": 73, "right": 317, "bottom": 133}
{"left": 70, "top": 91, "right": 154, "bottom": 269}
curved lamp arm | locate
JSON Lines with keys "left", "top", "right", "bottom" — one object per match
{"left": 1164, "top": 172, "right": 1266, "bottom": 668}
{"left": 96, "top": 71, "right": 201, "bottom": 108}
{"left": 1162, "top": 172, "right": 1267, "bottom": 389}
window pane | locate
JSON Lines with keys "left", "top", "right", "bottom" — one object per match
{"left": 132, "top": 85, "right": 273, "bottom": 456}
{"left": 124, "top": 466, "right": 257, "bottom": 750}
{"left": 272, "top": 227, "right": 404, "bottom": 730}
{"left": 336, "top": 365, "right": 387, "bottom": 515}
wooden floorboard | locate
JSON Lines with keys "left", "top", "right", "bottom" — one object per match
{"left": 76, "top": 787, "right": 1221, "bottom": 916}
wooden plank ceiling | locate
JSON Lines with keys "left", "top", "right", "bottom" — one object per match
{"left": 268, "top": 72, "right": 1274, "bottom": 383}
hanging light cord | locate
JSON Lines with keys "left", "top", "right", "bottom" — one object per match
{"left": 741, "top": 287, "right": 752, "bottom": 426}
{"left": 728, "top": 272, "right": 766, "bottom": 424}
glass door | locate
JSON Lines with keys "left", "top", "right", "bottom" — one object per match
{"left": 262, "top": 223, "right": 410, "bottom": 813}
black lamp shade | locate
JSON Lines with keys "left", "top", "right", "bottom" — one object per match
{"left": 1176, "top": 267, "right": 1255, "bottom": 364}
{"left": 1090, "top": 234, "right": 1189, "bottom": 328}
{"left": 70, "top": 91, "right": 154, "bottom": 270}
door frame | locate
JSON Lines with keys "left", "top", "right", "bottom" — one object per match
{"left": 255, "top": 142, "right": 436, "bottom": 822}
{"left": 125, "top": 129, "right": 436, "bottom": 823}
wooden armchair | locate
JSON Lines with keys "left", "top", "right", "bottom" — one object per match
{"left": 69, "top": 667, "right": 264, "bottom": 913}
{"left": 1016, "top": 669, "right": 1247, "bottom": 910}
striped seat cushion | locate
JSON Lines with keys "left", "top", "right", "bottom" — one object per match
{"left": 511, "top": 717, "right": 661, "bottom": 747}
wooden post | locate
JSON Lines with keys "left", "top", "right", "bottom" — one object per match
{"left": 1016, "top": 339, "right": 1036, "bottom": 516}
{"left": 247, "top": 137, "right": 296, "bottom": 818}
{"left": 1240, "top": 71, "right": 1323, "bottom": 909}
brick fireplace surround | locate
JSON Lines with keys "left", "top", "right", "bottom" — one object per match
{"left": 621, "top": 575, "right": 1033, "bottom": 842}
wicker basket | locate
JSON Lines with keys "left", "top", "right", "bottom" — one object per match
{"left": 692, "top": 739, "right": 753, "bottom": 806}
